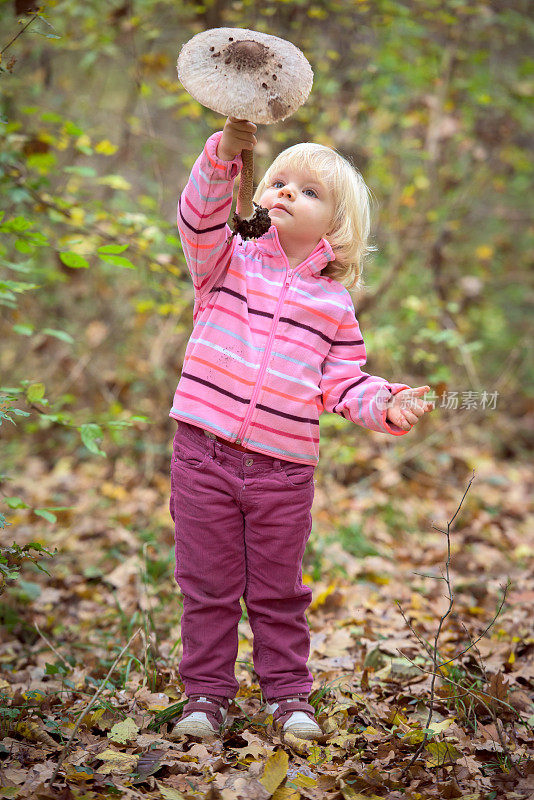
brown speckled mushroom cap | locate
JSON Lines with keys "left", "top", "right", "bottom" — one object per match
{"left": 176, "top": 27, "right": 313, "bottom": 124}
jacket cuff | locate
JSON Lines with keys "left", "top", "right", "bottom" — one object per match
{"left": 205, "top": 131, "right": 243, "bottom": 180}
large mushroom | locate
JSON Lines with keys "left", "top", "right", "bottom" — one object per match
{"left": 177, "top": 27, "right": 313, "bottom": 239}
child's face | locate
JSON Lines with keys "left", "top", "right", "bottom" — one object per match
{"left": 258, "top": 165, "right": 334, "bottom": 253}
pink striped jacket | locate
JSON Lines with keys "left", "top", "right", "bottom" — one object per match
{"left": 169, "top": 131, "right": 412, "bottom": 464}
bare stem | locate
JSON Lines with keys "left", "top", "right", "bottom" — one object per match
{"left": 49, "top": 627, "right": 141, "bottom": 786}
{"left": 400, "top": 473, "right": 475, "bottom": 776}
{"left": 1, "top": 12, "right": 40, "bottom": 56}
{"left": 34, "top": 622, "right": 70, "bottom": 668}
{"left": 237, "top": 149, "right": 255, "bottom": 220}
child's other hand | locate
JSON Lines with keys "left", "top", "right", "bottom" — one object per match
{"left": 386, "top": 385, "right": 434, "bottom": 431}
{"left": 217, "top": 117, "right": 257, "bottom": 162}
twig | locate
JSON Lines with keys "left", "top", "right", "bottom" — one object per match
{"left": 457, "top": 618, "right": 522, "bottom": 777}
{"left": 399, "top": 473, "right": 475, "bottom": 776}
{"left": 34, "top": 621, "right": 70, "bottom": 668}
{"left": 0, "top": 12, "right": 40, "bottom": 56}
{"left": 396, "top": 647, "right": 520, "bottom": 718}
{"left": 48, "top": 627, "right": 141, "bottom": 786}
{"left": 397, "top": 578, "right": 510, "bottom": 677}
{"left": 141, "top": 541, "right": 162, "bottom": 662}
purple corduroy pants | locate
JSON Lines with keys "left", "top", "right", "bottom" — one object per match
{"left": 169, "top": 419, "right": 315, "bottom": 701}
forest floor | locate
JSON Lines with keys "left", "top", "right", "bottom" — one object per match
{"left": 1, "top": 425, "right": 533, "bottom": 799}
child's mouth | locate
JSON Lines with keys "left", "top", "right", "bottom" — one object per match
{"left": 271, "top": 205, "right": 291, "bottom": 215}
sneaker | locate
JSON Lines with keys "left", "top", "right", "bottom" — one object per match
{"left": 169, "top": 694, "right": 229, "bottom": 739}
{"left": 265, "top": 695, "right": 322, "bottom": 740}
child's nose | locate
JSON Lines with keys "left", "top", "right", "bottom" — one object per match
{"left": 278, "top": 186, "right": 294, "bottom": 199}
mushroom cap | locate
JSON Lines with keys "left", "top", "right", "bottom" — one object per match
{"left": 177, "top": 27, "right": 313, "bottom": 124}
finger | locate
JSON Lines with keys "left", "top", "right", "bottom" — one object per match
{"left": 233, "top": 134, "right": 257, "bottom": 145}
{"left": 410, "top": 385, "right": 430, "bottom": 395}
{"left": 229, "top": 117, "right": 257, "bottom": 131}
{"left": 399, "top": 400, "right": 424, "bottom": 416}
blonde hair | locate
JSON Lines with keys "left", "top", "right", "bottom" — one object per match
{"left": 253, "top": 142, "right": 377, "bottom": 290}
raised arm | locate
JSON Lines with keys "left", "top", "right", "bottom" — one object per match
{"left": 177, "top": 119, "right": 257, "bottom": 321}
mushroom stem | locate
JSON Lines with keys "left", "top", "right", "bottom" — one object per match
{"left": 236, "top": 148, "right": 255, "bottom": 220}
{"left": 232, "top": 143, "right": 271, "bottom": 240}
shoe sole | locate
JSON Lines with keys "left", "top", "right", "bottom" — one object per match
{"left": 282, "top": 724, "right": 322, "bottom": 740}
{"left": 169, "top": 721, "right": 223, "bottom": 739}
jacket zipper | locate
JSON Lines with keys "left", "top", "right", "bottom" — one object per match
{"left": 235, "top": 266, "right": 294, "bottom": 445}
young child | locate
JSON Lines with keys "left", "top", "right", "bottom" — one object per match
{"left": 168, "top": 117, "right": 434, "bottom": 740}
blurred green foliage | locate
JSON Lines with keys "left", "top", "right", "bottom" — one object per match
{"left": 0, "top": 0, "right": 532, "bottom": 486}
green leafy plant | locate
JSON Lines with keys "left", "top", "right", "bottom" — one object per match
{"left": 0, "top": 541, "right": 57, "bottom": 596}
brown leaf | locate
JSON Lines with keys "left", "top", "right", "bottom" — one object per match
{"left": 136, "top": 748, "right": 165, "bottom": 777}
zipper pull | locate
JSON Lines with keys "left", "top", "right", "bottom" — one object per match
{"left": 285, "top": 269, "right": 293, "bottom": 288}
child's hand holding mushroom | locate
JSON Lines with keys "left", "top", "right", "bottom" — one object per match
{"left": 217, "top": 117, "right": 257, "bottom": 162}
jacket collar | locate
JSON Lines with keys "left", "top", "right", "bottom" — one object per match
{"left": 254, "top": 225, "right": 335, "bottom": 278}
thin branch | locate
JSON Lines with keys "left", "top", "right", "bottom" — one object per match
{"left": 49, "top": 627, "right": 141, "bottom": 786}
{"left": 437, "top": 580, "right": 510, "bottom": 669}
{"left": 398, "top": 474, "right": 475, "bottom": 775}
{"left": 34, "top": 621, "right": 70, "bottom": 668}
{"left": 457, "top": 618, "right": 522, "bottom": 777}
{"left": 1, "top": 12, "right": 40, "bottom": 56}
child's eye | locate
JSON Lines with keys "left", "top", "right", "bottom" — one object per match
{"left": 272, "top": 180, "right": 284, "bottom": 188}
{"left": 304, "top": 188, "right": 318, "bottom": 198}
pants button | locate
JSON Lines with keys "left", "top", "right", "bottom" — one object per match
{"left": 245, "top": 458, "right": 254, "bottom": 466}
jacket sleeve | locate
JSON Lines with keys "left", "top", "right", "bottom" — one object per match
{"left": 319, "top": 301, "right": 412, "bottom": 436}
{"left": 177, "top": 131, "right": 242, "bottom": 319}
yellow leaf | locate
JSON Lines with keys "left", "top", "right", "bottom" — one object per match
{"left": 68, "top": 207, "right": 85, "bottom": 226}
{"left": 96, "top": 174, "right": 132, "bottom": 190}
{"left": 14, "top": 720, "right": 56, "bottom": 746}
{"left": 82, "top": 708, "right": 106, "bottom": 728}
{"left": 327, "top": 732, "right": 358, "bottom": 748}
{"left": 155, "top": 784, "right": 187, "bottom": 800}
{"left": 414, "top": 174, "right": 430, "bottom": 190}
{"left": 425, "top": 741, "right": 461, "bottom": 767}
{"left": 259, "top": 749, "right": 289, "bottom": 793}
{"left": 292, "top": 772, "right": 317, "bottom": 787}
{"left": 64, "top": 764, "right": 96, "bottom": 782}
{"left": 101, "top": 481, "right": 128, "bottom": 501}
{"left": 468, "top": 606, "right": 485, "bottom": 616}
{"left": 272, "top": 788, "right": 300, "bottom": 800}
{"left": 22, "top": 689, "right": 46, "bottom": 703}
{"left": 107, "top": 717, "right": 139, "bottom": 744}
{"left": 307, "top": 745, "right": 322, "bottom": 762}
{"left": 363, "top": 725, "right": 381, "bottom": 735}
{"left": 96, "top": 749, "right": 138, "bottom": 774}
{"left": 339, "top": 783, "right": 369, "bottom": 800}
{"left": 310, "top": 582, "right": 336, "bottom": 610}
{"left": 403, "top": 728, "right": 425, "bottom": 745}
{"left": 95, "top": 139, "right": 118, "bottom": 155}
{"left": 281, "top": 730, "right": 311, "bottom": 754}
{"left": 428, "top": 718, "right": 455, "bottom": 734}
{"left": 475, "top": 245, "right": 493, "bottom": 260}
{"left": 76, "top": 134, "right": 91, "bottom": 149}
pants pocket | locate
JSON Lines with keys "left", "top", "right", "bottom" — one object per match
{"left": 278, "top": 461, "right": 315, "bottom": 488}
